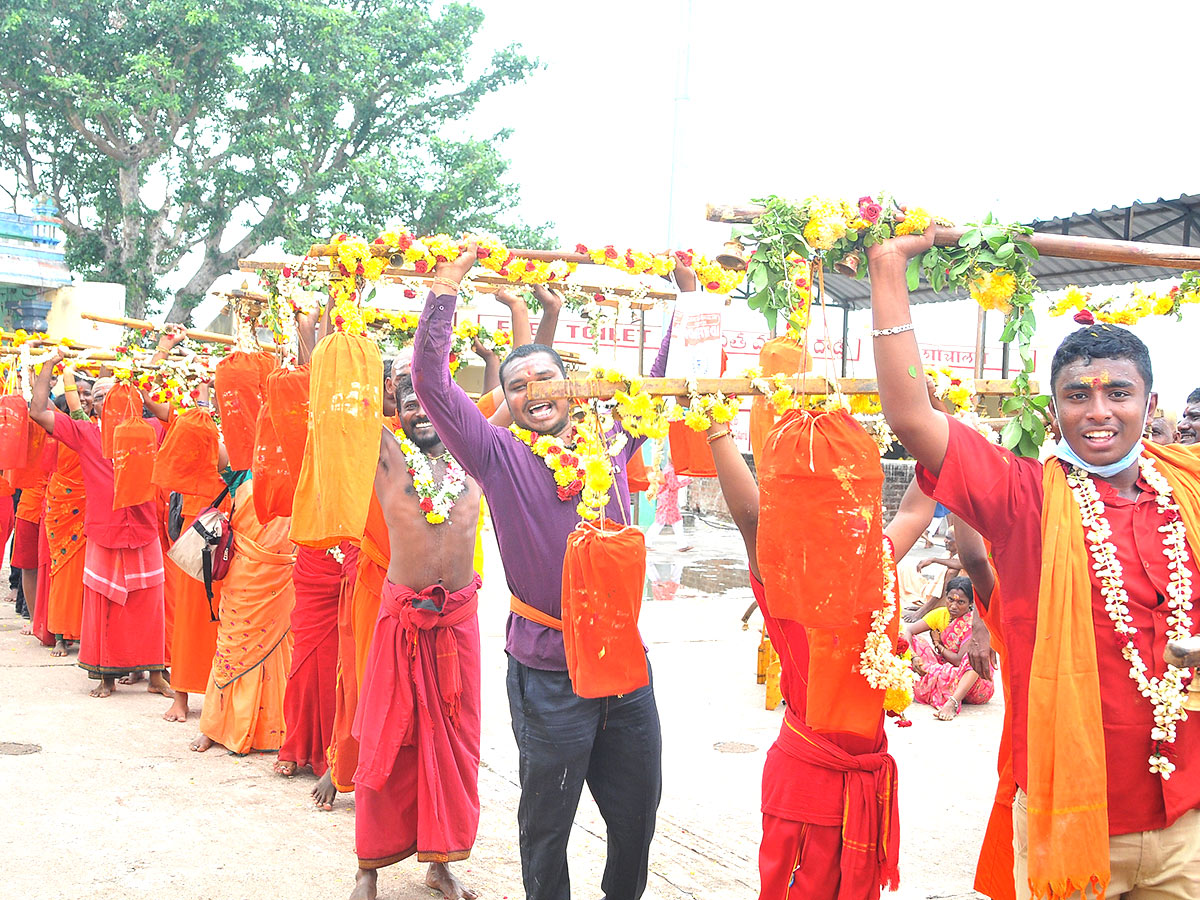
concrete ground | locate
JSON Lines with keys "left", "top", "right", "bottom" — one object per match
{"left": 1, "top": 518, "right": 1001, "bottom": 900}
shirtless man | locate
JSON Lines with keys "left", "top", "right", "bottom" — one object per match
{"left": 348, "top": 373, "right": 482, "bottom": 900}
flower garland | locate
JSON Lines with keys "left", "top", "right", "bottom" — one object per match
{"left": 509, "top": 411, "right": 626, "bottom": 521}
{"left": 927, "top": 366, "right": 975, "bottom": 416}
{"left": 859, "top": 539, "right": 915, "bottom": 715}
{"left": 393, "top": 431, "right": 467, "bottom": 525}
{"left": 1068, "top": 457, "right": 1196, "bottom": 778}
{"left": 1047, "top": 273, "right": 1200, "bottom": 325}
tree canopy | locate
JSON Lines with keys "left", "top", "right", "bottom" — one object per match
{"left": 0, "top": 0, "right": 549, "bottom": 320}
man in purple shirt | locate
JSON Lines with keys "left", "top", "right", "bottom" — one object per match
{"left": 412, "top": 245, "right": 694, "bottom": 900}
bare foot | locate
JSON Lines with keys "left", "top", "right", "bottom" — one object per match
{"left": 119, "top": 670, "right": 145, "bottom": 685}
{"left": 190, "top": 734, "right": 215, "bottom": 752}
{"left": 19, "top": 623, "right": 32, "bottom": 636}
{"left": 163, "top": 694, "right": 189, "bottom": 722}
{"left": 273, "top": 760, "right": 298, "bottom": 777}
{"left": 50, "top": 639, "right": 68, "bottom": 657}
{"left": 934, "top": 698, "right": 960, "bottom": 721}
{"left": 148, "top": 671, "right": 175, "bottom": 697}
{"left": 349, "top": 868, "right": 377, "bottom": 900}
{"left": 312, "top": 769, "right": 337, "bottom": 810}
{"left": 426, "top": 862, "right": 477, "bottom": 900}
{"left": 89, "top": 676, "right": 115, "bottom": 698}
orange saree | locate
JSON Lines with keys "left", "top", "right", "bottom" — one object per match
{"left": 45, "top": 442, "right": 86, "bottom": 640}
{"left": 198, "top": 479, "right": 297, "bottom": 754}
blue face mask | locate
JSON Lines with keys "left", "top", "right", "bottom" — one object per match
{"left": 1051, "top": 397, "right": 1150, "bottom": 478}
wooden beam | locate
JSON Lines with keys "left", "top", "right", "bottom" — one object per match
{"left": 705, "top": 203, "right": 1200, "bottom": 270}
{"left": 238, "top": 260, "right": 672, "bottom": 309}
{"left": 79, "top": 312, "right": 276, "bottom": 350}
{"left": 526, "top": 376, "right": 1031, "bottom": 401}
{"left": 305, "top": 243, "right": 594, "bottom": 266}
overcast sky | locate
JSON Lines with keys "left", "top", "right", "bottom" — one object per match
{"left": 454, "top": 0, "right": 1200, "bottom": 408}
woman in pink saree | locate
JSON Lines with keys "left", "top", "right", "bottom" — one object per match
{"left": 903, "top": 575, "right": 995, "bottom": 720}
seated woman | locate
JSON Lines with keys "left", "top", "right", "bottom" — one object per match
{"left": 903, "top": 575, "right": 995, "bottom": 720}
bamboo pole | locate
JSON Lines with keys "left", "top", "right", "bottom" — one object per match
{"left": 79, "top": 312, "right": 276, "bottom": 351}
{"left": 526, "top": 376, "right": 1032, "bottom": 401}
{"left": 705, "top": 203, "right": 1200, "bottom": 270}
{"left": 238, "top": 260, "right": 672, "bottom": 309}
{"left": 305, "top": 242, "right": 596, "bottom": 265}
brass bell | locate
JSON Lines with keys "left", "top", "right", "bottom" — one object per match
{"left": 715, "top": 239, "right": 748, "bottom": 271}
{"left": 833, "top": 250, "right": 861, "bottom": 278}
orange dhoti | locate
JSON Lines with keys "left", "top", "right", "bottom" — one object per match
{"left": 198, "top": 480, "right": 297, "bottom": 754}
{"left": 166, "top": 492, "right": 225, "bottom": 695}
{"left": 45, "top": 445, "right": 86, "bottom": 640}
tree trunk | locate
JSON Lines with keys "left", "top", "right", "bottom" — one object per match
{"left": 166, "top": 252, "right": 239, "bottom": 324}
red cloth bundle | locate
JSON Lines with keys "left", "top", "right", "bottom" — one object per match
{"left": 112, "top": 418, "right": 158, "bottom": 509}
{"left": 215, "top": 350, "right": 276, "bottom": 470}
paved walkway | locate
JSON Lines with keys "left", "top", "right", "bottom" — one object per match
{"left": 1, "top": 518, "right": 1001, "bottom": 899}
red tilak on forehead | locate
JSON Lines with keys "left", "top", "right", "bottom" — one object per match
{"left": 1091, "top": 377, "right": 1102, "bottom": 389}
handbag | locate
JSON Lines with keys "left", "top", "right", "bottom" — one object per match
{"left": 167, "top": 491, "right": 185, "bottom": 543}
{"left": 166, "top": 483, "right": 235, "bottom": 620}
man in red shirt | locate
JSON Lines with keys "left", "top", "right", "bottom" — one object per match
{"left": 867, "top": 229, "right": 1200, "bottom": 899}
{"left": 30, "top": 352, "right": 173, "bottom": 701}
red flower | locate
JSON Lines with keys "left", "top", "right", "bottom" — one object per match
{"left": 499, "top": 267, "right": 510, "bottom": 277}
{"left": 190, "top": 389, "right": 200, "bottom": 399}
{"left": 435, "top": 255, "right": 447, "bottom": 264}
{"left": 338, "top": 261, "right": 350, "bottom": 277}
{"left": 894, "top": 635, "right": 910, "bottom": 656}
{"left": 706, "top": 281, "right": 720, "bottom": 291}
{"left": 575, "top": 243, "right": 589, "bottom": 254}
{"left": 476, "top": 246, "right": 490, "bottom": 259}
{"left": 449, "top": 352, "right": 457, "bottom": 364}
{"left": 414, "top": 259, "right": 429, "bottom": 274}
{"left": 373, "top": 237, "right": 385, "bottom": 244}
{"left": 1073, "top": 309, "right": 1096, "bottom": 325}
{"left": 556, "top": 486, "right": 572, "bottom": 500}
{"left": 560, "top": 454, "right": 578, "bottom": 467}
{"left": 334, "top": 315, "right": 345, "bottom": 327}
{"left": 419, "top": 497, "right": 434, "bottom": 512}
{"left": 524, "top": 260, "right": 536, "bottom": 272}
{"left": 675, "top": 249, "right": 694, "bottom": 267}
{"left": 398, "top": 234, "right": 412, "bottom": 250}
{"left": 593, "top": 293, "right": 604, "bottom": 303}
{"left": 407, "top": 467, "right": 416, "bottom": 476}
{"left": 857, "top": 195, "right": 874, "bottom": 206}
{"left": 503, "top": 251, "right": 515, "bottom": 266}
{"left": 282, "top": 266, "right": 293, "bottom": 278}
{"left": 567, "top": 478, "right": 583, "bottom": 494}
{"left": 604, "top": 246, "right": 618, "bottom": 259}
{"left": 403, "top": 288, "right": 416, "bottom": 299}
{"left": 355, "top": 261, "right": 364, "bottom": 275}
{"left": 336, "top": 233, "right": 348, "bottom": 242}
{"left": 859, "top": 201, "right": 883, "bottom": 224}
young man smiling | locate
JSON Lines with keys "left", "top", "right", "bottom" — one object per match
{"left": 868, "top": 227, "right": 1200, "bottom": 899}
{"left": 411, "top": 242, "right": 692, "bottom": 900}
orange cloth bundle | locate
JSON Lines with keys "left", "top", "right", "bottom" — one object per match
{"left": 265, "top": 365, "right": 311, "bottom": 475}
{"left": 252, "top": 403, "right": 293, "bottom": 522}
{"left": 151, "top": 408, "right": 225, "bottom": 498}
{"left": 9, "top": 419, "right": 49, "bottom": 489}
{"left": 757, "top": 408, "right": 883, "bottom": 626}
{"left": 667, "top": 420, "right": 716, "bottom": 478}
{"left": 560, "top": 519, "right": 649, "bottom": 699}
{"left": 0, "top": 395, "right": 29, "bottom": 469}
{"left": 749, "top": 336, "right": 811, "bottom": 469}
{"left": 289, "top": 332, "right": 383, "bottom": 549}
{"left": 215, "top": 351, "right": 276, "bottom": 470}
{"left": 101, "top": 384, "right": 142, "bottom": 458}
{"left": 112, "top": 418, "right": 158, "bottom": 509}
{"left": 625, "top": 446, "right": 650, "bottom": 493}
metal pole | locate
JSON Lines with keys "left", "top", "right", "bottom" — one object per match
{"left": 841, "top": 304, "right": 850, "bottom": 378}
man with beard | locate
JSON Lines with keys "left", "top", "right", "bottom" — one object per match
{"left": 349, "top": 373, "right": 482, "bottom": 900}
{"left": 1175, "top": 387, "right": 1200, "bottom": 444}
{"left": 412, "top": 243, "right": 691, "bottom": 900}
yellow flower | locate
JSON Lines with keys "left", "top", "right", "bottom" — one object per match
{"left": 894, "top": 208, "right": 932, "bottom": 237}
{"left": 363, "top": 257, "right": 387, "bottom": 280}
{"left": 969, "top": 269, "right": 1017, "bottom": 313}
{"left": 683, "top": 407, "right": 711, "bottom": 431}
{"left": 426, "top": 513, "right": 446, "bottom": 525}
{"left": 553, "top": 467, "right": 574, "bottom": 487}
{"left": 711, "top": 397, "right": 739, "bottom": 423}
{"left": 884, "top": 685, "right": 913, "bottom": 715}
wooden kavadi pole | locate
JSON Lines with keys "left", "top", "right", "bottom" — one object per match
{"left": 705, "top": 203, "right": 1200, "bottom": 270}
{"left": 526, "top": 376, "right": 1030, "bottom": 402}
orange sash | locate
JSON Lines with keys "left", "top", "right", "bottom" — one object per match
{"left": 509, "top": 595, "right": 563, "bottom": 631}
{"left": 1027, "top": 442, "right": 1200, "bottom": 899}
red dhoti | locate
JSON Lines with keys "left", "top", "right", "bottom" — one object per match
{"left": 353, "top": 576, "right": 482, "bottom": 868}
{"left": 759, "top": 707, "right": 900, "bottom": 900}
{"left": 78, "top": 540, "right": 167, "bottom": 677}
{"left": 279, "top": 545, "right": 342, "bottom": 775}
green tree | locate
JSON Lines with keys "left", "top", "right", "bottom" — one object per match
{"left": 0, "top": 0, "right": 548, "bottom": 321}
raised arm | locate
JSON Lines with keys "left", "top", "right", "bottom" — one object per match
{"left": 496, "top": 289, "right": 533, "bottom": 348}
{"left": 296, "top": 307, "right": 320, "bottom": 366}
{"left": 884, "top": 478, "right": 938, "bottom": 559}
{"left": 531, "top": 285, "right": 562, "bottom": 347}
{"left": 149, "top": 325, "right": 187, "bottom": 365}
{"left": 61, "top": 366, "right": 85, "bottom": 416}
{"left": 29, "top": 349, "right": 63, "bottom": 434}
{"left": 411, "top": 242, "right": 503, "bottom": 476}
{"left": 705, "top": 422, "right": 761, "bottom": 579}
{"left": 473, "top": 337, "right": 501, "bottom": 394}
{"left": 866, "top": 230, "right": 949, "bottom": 474}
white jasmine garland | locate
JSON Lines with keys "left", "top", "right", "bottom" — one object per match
{"left": 395, "top": 433, "right": 467, "bottom": 525}
{"left": 1068, "top": 457, "right": 1196, "bottom": 779}
{"left": 859, "top": 539, "right": 915, "bottom": 711}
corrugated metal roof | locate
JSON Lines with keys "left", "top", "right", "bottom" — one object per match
{"left": 817, "top": 194, "right": 1200, "bottom": 309}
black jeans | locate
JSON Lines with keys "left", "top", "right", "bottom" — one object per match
{"left": 506, "top": 655, "right": 662, "bottom": 900}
